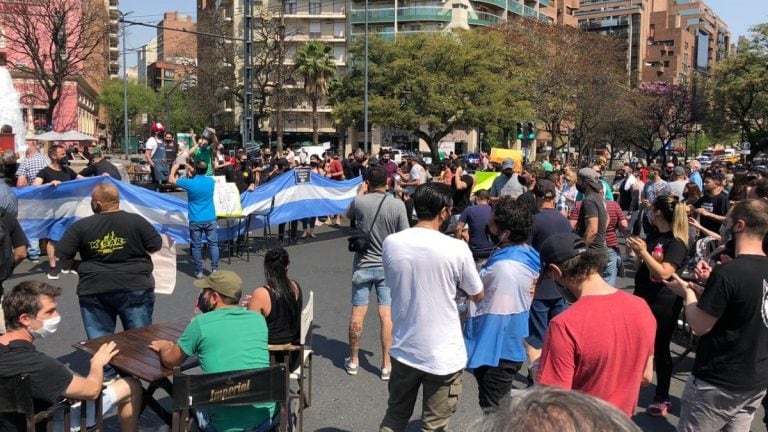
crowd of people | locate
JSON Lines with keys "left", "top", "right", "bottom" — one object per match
{"left": 1, "top": 122, "right": 768, "bottom": 432}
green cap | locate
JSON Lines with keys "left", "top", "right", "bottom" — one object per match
{"left": 193, "top": 270, "right": 243, "bottom": 300}
{"left": 91, "top": 146, "right": 102, "bottom": 157}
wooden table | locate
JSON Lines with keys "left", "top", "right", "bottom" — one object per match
{"left": 72, "top": 319, "right": 193, "bottom": 424}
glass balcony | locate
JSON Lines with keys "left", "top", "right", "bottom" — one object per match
{"left": 473, "top": 0, "right": 507, "bottom": 10}
{"left": 507, "top": 1, "right": 523, "bottom": 15}
{"left": 469, "top": 11, "right": 503, "bottom": 26}
{"left": 523, "top": 4, "right": 538, "bottom": 17}
{"left": 350, "top": 7, "right": 452, "bottom": 24}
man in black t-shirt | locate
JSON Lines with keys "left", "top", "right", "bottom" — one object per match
{"left": 450, "top": 161, "right": 473, "bottom": 227}
{"left": 56, "top": 183, "right": 162, "bottom": 380}
{"left": 76, "top": 147, "right": 121, "bottom": 180}
{"left": 32, "top": 145, "right": 78, "bottom": 279}
{"left": 666, "top": 199, "right": 768, "bottom": 431}
{"left": 692, "top": 172, "right": 729, "bottom": 235}
{"left": 0, "top": 211, "right": 29, "bottom": 334}
{"left": 0, "top": 281, "right": 141, "bottom": 431}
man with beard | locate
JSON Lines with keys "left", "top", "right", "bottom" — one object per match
{"left": 665, "top": 199, "right": 768, "bottom": 431}
{"left": 692, "top": 172, "right": 729, "bottom": 236}
{"left": 536, "top": 232, "right": 655, "bottom": 417}
{"left": 33, "top": 145, "right": 78, "bottom": 280}
{"left": 572, "top": 168, "right": 611, "bottom": 278}
{"left": 379, "top": 183, "right": 483, "bottom": 431}
{"left": 489, "top": 158, "right": 525, "bottom": 203}
{"left": 380, "top": 150, "right": 399, "bottom": 190}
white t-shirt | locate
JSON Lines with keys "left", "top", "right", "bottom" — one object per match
{"left": 406, "top": 163, "right": 428, "bottom": 195}
{"left": 144, "top": 137, "right": 160, "bottom": 157}
{"left": 383, "top": 227, "right": 483, "bottom": 375}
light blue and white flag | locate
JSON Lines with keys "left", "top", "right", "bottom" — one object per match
{"left": 241, "top": 170, "right": 362, "bottom": 226}
{"left": 14, "top": 176, "right": 190, "bottom": 243}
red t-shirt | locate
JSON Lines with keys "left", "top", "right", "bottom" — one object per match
{"left": 538, "top": 290, "right": 656, "bottom": 416}
{"left": 328, "top": 159, "right": 344, "bottom": 180}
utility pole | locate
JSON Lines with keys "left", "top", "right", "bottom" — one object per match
{"left": 363, "top": 0, "right": 369, "bottom": 154}
{"left": 120, "top": 11, "right": 131, "bottom": 155}
{"left": 243, "top": 0, "right": 254, "bottom": 147}
{"left": 275, "top": 0, "right": 286, "bottom": 151}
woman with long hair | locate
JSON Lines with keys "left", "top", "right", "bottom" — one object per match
{"left": 627, "top": 195, "right": 689, "bottom": 417}
{"left": 247, "top": 247, "right": 303, "bottom": 368}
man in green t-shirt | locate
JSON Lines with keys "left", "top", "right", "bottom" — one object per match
{"left": 149, "top": 271, "right": 275, "bottom": 432}
{"left": 189, "top": 130, "right": 215, "bottom": 176}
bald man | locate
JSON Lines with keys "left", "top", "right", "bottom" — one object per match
{"left": 57, "top": 183, "right": 162, "bottom": 380}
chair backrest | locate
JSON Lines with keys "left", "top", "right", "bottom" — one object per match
{"left": 267, "top": 196, "right": 276, "bottom": 213}
{"left": 300, "top": 291, "right": 314, "bottom": 345}
{"left": 0, "top": 375, "right": 34, "bottom": 416}
{"left": 172, "top": 365, "right": 288, "bottom": 411}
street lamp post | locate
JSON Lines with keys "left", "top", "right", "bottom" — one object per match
{"left": 363, "top": 0, "right": 369, "bottom": 154}
{"left": 120, "top": 11, "right": 132, "bottom": 155}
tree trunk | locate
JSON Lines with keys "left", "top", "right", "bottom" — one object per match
{"left": 312, "top": 97, "right": 319, "bottom": 146}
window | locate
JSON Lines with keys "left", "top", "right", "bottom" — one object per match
{"left": 285, "top": 0, "right": 297, "bottom": 14}
{"left": 664, "top": 60, "right": 670, "bottom": 67}
{"left": 164, "top": 69, "right": 175, "bottom": 78}
{"left": 333, "top": 46, "right": 345, "bottom": 63}
{"left": 333, "top": 22, "right": 345, "bottom": 37}
{"left": 309, "top": 1, "right": 321, "bottom": 14}
{"left": 309, "top": 22, "right": 321, "bottom": 38}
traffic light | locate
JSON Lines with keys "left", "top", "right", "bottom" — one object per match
{"left": 516, "top": 122, "right": 523, "bottom": 140}
{"left": 526, "top": 122, "right": 535, "bottom": 140}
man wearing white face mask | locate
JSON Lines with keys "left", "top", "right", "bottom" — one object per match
{"left": 0, "top": 281, "right": 141, "bottom": 430}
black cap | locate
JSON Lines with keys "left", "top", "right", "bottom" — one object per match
{"left": 534, "top": 179, "right": 556, "bottom": 199}
{"left": 539, "top": 232, "right": 588, "bottom": 267}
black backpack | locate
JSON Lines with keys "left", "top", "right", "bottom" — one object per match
{"left": 0, "top": 209, "right": 15, "bottom": 284}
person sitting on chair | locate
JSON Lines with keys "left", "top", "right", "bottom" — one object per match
{"left": 245, "top": 247, "right": 303, "bottom": 371}
{"left": 0, "top": 281, "right": 141, "bottom": 431}
{"left": 149, "top": 271, "right": 277, "bottom": 432}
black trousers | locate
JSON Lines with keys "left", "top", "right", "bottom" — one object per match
{"left": 473, "top": 359, "right": 523, "bottom": 411}
{"left": 643, "top": 292, "right": 683, "bottom": 401}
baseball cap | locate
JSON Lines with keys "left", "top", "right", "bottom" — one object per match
{"left": 577, "top": 167, "right": 602, "bottom": 189}
{"left": 539, "top": 233, "right": 588, "bottom": 267}
{"left": 193, "top": 270, "right": 243, "bottom": 300}
{"left": 91, "top": 146, "right": 102, "bottom": 157}
{"left": 673, "top": 166, "right": 686, "bottom": 176}
{"left": 501, "top": 158, "right": 515, "bottom": 170}
{"left": 534, "top": 179, "right": 556, "bottom": 199}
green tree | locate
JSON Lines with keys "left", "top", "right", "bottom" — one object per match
{"left": 294, "top": 41, "right": 336, "bottom": 146}
{"left": 98, "top": 79, "right": 157, "bottom": 146}
{"left": 708, "top": 23, "right": 768, "bottom": 155}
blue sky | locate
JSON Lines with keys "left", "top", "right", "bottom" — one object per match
{"left": 119, "top": 0, "right": 767, "bottom": 68}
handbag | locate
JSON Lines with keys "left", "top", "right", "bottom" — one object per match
{"left": 348, "top": 194, "right": 388, "bottom": 253}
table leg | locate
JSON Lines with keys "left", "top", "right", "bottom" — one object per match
{"left": 140, "top": 378, "right": 174, "bottom": 425}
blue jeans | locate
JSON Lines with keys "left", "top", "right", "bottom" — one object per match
{"left": 190, "top": 221, "right": 220, "bottom": 274}
{"left": 79, "top": 290, "right": 155, "bottom": 379}
{"left": 603, "top": 248, "right": 618, "bottom": 286}
{"left": 28, "top": 238, "right": 40, "bottom": 260}
{"left": 526, "top": 297, "right": 568, "bottom": 349}
{"left": 351, "top": 266, "right": 391, "bottom": 306}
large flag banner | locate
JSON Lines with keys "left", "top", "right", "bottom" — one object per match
{"left": 15, "top": 176, "right": 190, "bottom": 243}
{"left": 241, "top": 170, "right": 362, "bottom": 227}
{"left": 489, "top": 148, "right": 523, "bottom": 172}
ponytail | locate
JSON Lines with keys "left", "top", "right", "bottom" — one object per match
{"left": 653, "top": 195, "right": 689, "bottom": 248}
{"left": 672, "top": 201, "right": 689, "bottom": 247}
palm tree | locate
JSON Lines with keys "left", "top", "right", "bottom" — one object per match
{"left": 294, "top": 41, "right": 336, "bottom": 146}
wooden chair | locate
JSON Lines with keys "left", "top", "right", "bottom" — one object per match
{"left": 170, "top": 365, "right": 289, "bottom": 432}
{"left": 246, "top": 196, "right": 276, "bottom": 260}
{"left": 0, "top": 374, "right": 103, "bottom": 432}
{"left": 268, "top": 290, "right": 314, "bottom": 432}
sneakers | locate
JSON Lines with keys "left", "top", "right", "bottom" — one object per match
{"left": 29, "top": 257, "right": 40, "bottom": 264}
{"left": 344, "top": 358, "right": 358, "bottom": 375}
{"left": 646, "top": 400, "right": 672, "bottom": 417}
{"left": 381, "top": 368, "right": 391, "bottom": 381}
{"left": 61, "top": 269, "right": 78, "bottom": 275}
{"left": 46, "top": 268, "right": 59, "bottom": 280}
{"left": 195, "top": 272, "right": 205, "bottom": 279}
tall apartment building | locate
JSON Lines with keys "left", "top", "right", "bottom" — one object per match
{"left": 146, "top": 12, "right": 197, "bottom": 91}
{"left": 137, "top": 37, "right": 157, "bottom": 86}
{"left": 576, "top": 0, "right": 730, "bottom": 87}
{"left": 197, "top": 0, "right": 347, "bottom": 144}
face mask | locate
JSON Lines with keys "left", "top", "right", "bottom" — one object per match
{"left": 485, "top": 225, "right": 505, "bottom": 246}
{"left": 29, "top": 315, "right": 60, "bottom": 338}
{"left": 503, "top": 171, "right": 513, "bottom": 178}
{"left": 556, "top": 282, "right": 579, "bottom": 304}
{"left": 196, "top": 291, "right": 213, "bottom": 313}
{"left": 518, "top": 175, "right": 529, "bottom": 188}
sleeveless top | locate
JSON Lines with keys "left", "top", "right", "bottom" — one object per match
{"left": 265, "top": 280, "right": 303, "bottom": 345}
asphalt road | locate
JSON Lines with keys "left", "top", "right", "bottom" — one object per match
{"left": 6, "top": 219, "right": 767, "bottom": 432}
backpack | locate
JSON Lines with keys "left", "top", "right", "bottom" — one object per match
{"left": 0, "top": 209, "right": 15, "bottom": 284}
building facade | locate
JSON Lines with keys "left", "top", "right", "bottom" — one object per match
{"left": 0, "top": 0, "right": 115, "bottom": 145}
{"left": 146, "top": 12, "right": 197, "bottom": 91}
{"left": 576, "top": 0, "right": 730, "bottom": 87}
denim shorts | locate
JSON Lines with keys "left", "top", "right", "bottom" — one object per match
{"left": 351, "top": 266, "right": 391, "bottom": 306}
{"left": 53, "top": 384, "right": 118, "bottom": 431}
